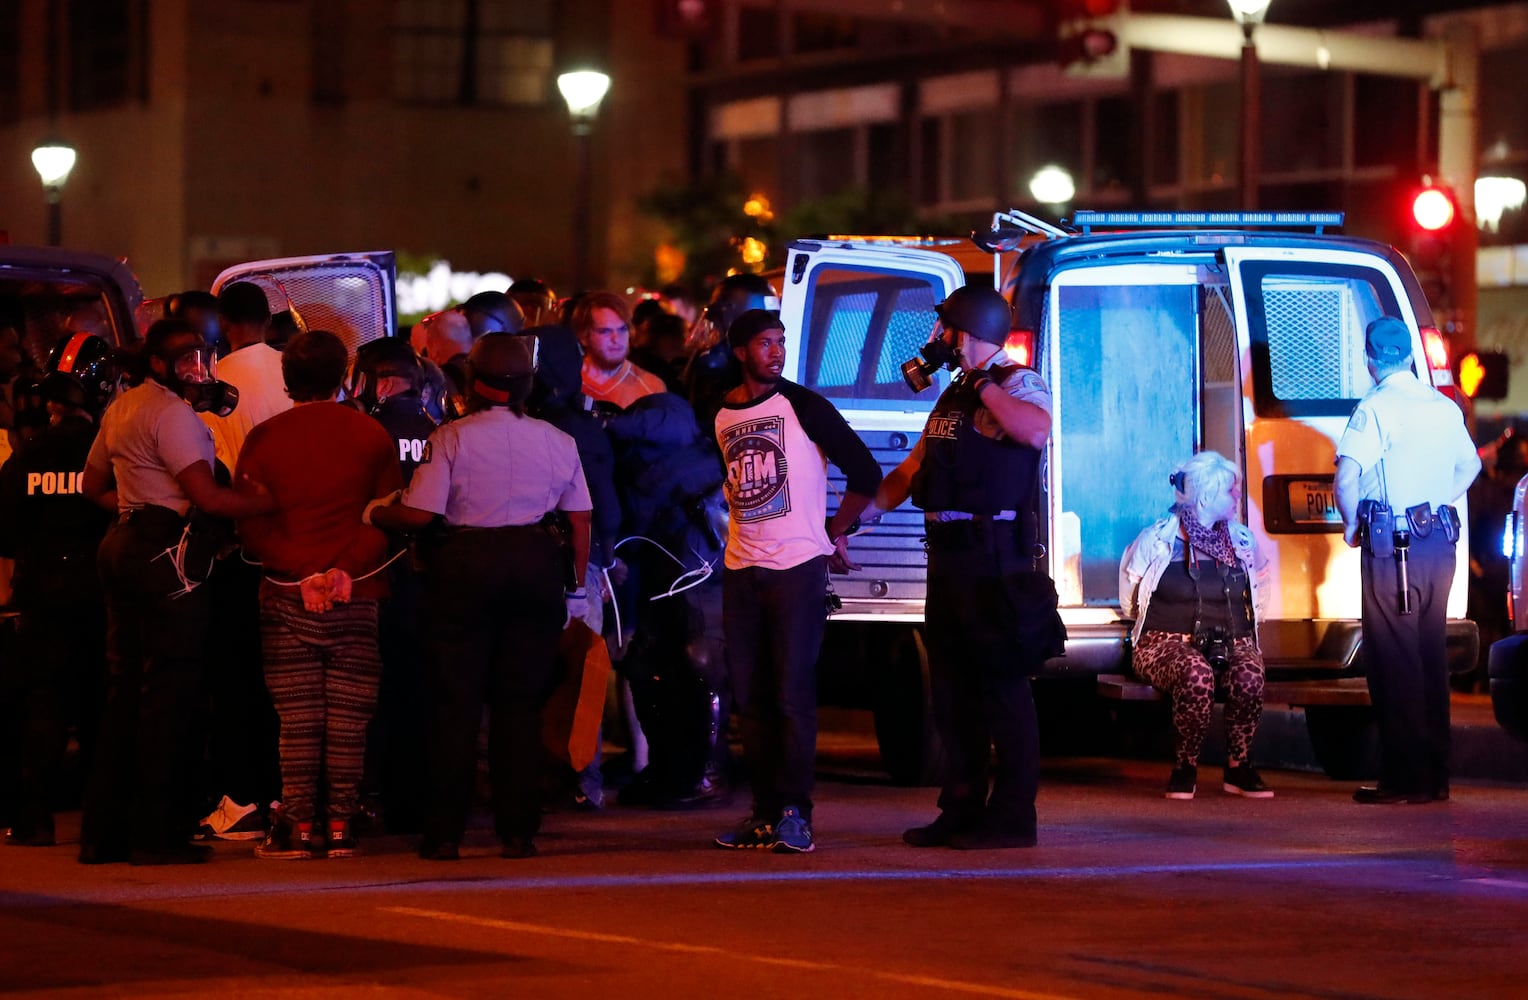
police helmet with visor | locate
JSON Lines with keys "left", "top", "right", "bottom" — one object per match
{"left": 45, "top": 332, "right": 121, "bottom": 416}
{"left": 686, "top": 273, "right": 780, "bottom": 355}
{"left": 348, "top": 336, "right": 423, "bottom": 412}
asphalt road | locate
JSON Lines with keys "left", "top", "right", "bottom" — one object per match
{"left": 3, "top": 717, "right": 1528, "bottom": 999}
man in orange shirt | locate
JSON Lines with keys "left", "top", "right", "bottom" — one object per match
{"left": 574, "top": 292, "right": 665, "bottom": 410}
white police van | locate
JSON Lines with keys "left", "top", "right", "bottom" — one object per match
{"left": 781, "top": 210, "right": 1477, "bottom": 782}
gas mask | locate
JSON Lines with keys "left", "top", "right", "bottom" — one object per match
{"left": 165, "top": 345, "right": 240, "bottom": 417}
{"left": 900, "top": 325, "right": 961, "bottom": 393}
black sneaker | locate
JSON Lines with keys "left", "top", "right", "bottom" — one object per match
{"left": 255, "top": 818, "right": 312, "bottom": 860}
{"left": 325, "top": 821, "right": 357, "bottom": 859}
{"left": 1165, "top": 765, "right": 1197, "bottom": 800}
{"left": 1222, "top": 764, "right": 1274, "bottom": 798}
{"left": 714, "top": 816, "right": 775, "bottom": 850}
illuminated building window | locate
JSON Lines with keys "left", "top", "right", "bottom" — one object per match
{"left": 392, "top": 0, "right": 553, "bottom": 107}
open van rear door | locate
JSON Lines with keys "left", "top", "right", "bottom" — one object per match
{"left": 1221, "top": 244, "right": 1468, "bottom": 622}
{"left": 780, "top": 239, "right": 965, "bottom": 616}
{"left": 212, "top": 251, "right": 396, "bottom": 357}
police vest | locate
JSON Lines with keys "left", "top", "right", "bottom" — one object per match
{"left": 373, "top": 394, "right": 437, "bottom": 485}
{"left": 910, "top": 376, "right": 1039, "bottom": 515}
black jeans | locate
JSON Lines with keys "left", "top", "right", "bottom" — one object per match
{"left": 83, "top": 509, "right": 211, "bottom": 853}
{"left": 422, "top": 526, "right": 565, "bottom": 844}
{"left": 722, "top": 556, "right": 827, "bottom": 822}
{"left": 1361, "top": 528, "right": 1455, "bottom": 795}
{"left": 8, "top": 592, "right": 105, "bottom": 832}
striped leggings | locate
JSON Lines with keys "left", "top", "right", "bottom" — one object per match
{"left": 260, "top": 594, "right": 382, "bottom": 824}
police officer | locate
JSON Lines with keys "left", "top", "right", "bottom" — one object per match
{"left": 345, "top": 336, "right": 440, "bottom": 832}
{"left": 349, "top": 337, "right": 437, "bottom": 486}
{"left": 872, "top": 285, "right": 1064, "bottom": 850}
{"left": 1335, "top": 316, "right": 1480, "bottom": 805}
{"left": 370, "top": 332, "right": 592, "bottom": 860}
{"left": 0, "top": 334, "right": 117, "bottom": 847}
{"left": 80, "top": 319, "right": 274, "bottom": 865}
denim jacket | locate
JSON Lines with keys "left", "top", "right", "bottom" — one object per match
{"left": 1119, "top": 513, "right": 1266, "bottom": 646}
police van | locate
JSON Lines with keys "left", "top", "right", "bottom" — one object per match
{"left": 781, "top": 210, "right": 1477, "bottom": 782}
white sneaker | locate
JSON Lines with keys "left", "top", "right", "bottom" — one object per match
{"left": 196, "top": 796, "right": 264, "bottom": 841}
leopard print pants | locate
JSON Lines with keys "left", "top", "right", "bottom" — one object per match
{"left": 1132, "top": 631, "right": 1264, "bottom": 768}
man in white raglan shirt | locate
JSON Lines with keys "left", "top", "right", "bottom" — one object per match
{"left": 712, "top": 309, "right": 882, "bottom": 855}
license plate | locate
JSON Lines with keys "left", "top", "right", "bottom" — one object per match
{"left": 1287, "top": 479, "right": 1341, "bottom": 525}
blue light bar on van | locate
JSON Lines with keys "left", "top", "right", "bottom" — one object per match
{"left": 1071, "top": 210, "right": 1344, "bottom": 235}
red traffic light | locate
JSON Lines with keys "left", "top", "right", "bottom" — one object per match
{"left": 1412, "top": 186, "right": 1456, "bottom": 232}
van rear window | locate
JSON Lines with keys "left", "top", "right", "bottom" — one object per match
{"left": 1241, "top": 260, "right": 1402, "bottom": 418}
{"left": 799, "top": 265, "right": 950, "bottom": 407}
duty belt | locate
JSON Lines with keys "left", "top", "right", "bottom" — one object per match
{"left": 924, "top": 510, "right": 1017, "bottom": 523}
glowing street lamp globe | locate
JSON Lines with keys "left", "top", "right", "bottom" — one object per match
{"left": 557, "top": 71, "right": 611, "bottom": 120}
{"left": 31, "top": 140, "right": 77, "bottom": 192}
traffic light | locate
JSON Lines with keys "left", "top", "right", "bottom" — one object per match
{"left": 1406, "top": 182, "right": 1459, "bottom": 311}
{"left": 1412, "top": 185, "right": 1456, "bottom": 231}
{"left": 1058, "top": 0, "right": 1128, "bottom": 78}
{"left": 1458, "top": 350, "right": 1510, "bottom": 401}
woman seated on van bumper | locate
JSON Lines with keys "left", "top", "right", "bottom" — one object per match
{"left": 1120, "top": 451, "right": 1272, "bottom": 800}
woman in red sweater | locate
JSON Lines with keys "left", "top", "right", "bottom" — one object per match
{"left": 235, "top": 330, "right": 403, "bottom": 859}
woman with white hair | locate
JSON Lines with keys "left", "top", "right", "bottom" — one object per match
{"left": 1120, "top": 450, "right": 1271, "bottom": 800}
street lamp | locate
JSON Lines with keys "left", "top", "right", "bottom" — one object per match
{"left": 30, "top": 138, "right": 77, "bottom": 247}
{"left": 1227, "top": 0, "right": 1272, "bottom": 210}
{"left": 557, "top": 70, "right": 611, "bottom": 293}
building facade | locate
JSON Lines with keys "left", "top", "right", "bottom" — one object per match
{"left": 0, "top": 0, "right": 688, "bottom": 298}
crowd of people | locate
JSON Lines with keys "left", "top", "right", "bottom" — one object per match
{"left": 0, "top": 275, "right": 1486, "bottom": 865}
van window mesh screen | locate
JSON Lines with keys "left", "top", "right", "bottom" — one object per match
{"left": 803, "top": 267, "right": 947, "bottom": 406}
{"left": 816, "top": 290, "right": 872, "bottom": 388}
{"left": 229, "top": 262, "right": 391, "bottom": 359}
{"left": 1247, "top": 265, "right": 1395, "bottom": 417}
{"left": 1264, "top": 284, "right": 1345, "bottom": 399}
{"left": 872, "top": 284, "right": 939, "bottom": 387}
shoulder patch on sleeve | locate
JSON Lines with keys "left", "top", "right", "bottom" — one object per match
{"left": 1347, "top": 408, "right": 1368, "bottom": 433}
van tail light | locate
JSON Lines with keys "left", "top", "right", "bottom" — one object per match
{"left": 1421, "top": 326, "right": 1451, "bottom": 376}
{"left": 1419, "top": 325, "right": 1461, "bottom": 401}
{"left": 1004, "top": 329, "right": 1035, "bottom": 368}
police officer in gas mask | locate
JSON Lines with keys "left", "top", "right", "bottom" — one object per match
{"left": 871, "top": 285, "right": 1065, "bottom": 851}
{"left": 0, "top": 334, "right": 119, "bottom": 847}
{"left": 79, "top": 319, "right": 273, "bottom": 866}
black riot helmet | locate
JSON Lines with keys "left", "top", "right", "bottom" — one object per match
{"left": 45, "top": 332, "right": 122, "bottom": 416}
{"left": 686, "top": 273, "right": 780, "bottom": 356}
{"left": 935, "top": 285, "right": 1012, "bottom": 346}
{"left": 467, "top": 332, "right": 538, "bottom": 411}
{"left": 348, "top": 336, "right": 423, "bottom": 412}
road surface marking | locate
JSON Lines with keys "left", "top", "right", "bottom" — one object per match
{"left": 384, "top": 905, "right": 1077, "bottom": 1000}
